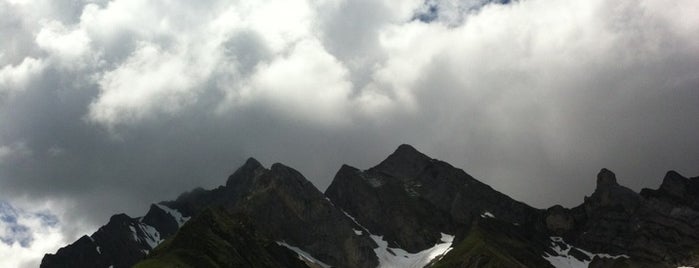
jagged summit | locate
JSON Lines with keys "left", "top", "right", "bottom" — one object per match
{"left": 243, "top": 157, "right": 263, "bottom": 169}
{"left": 108, "top": 213, "right": 132, "bottom": 224}
{"left": 596, "top": 168, "right": 618, "bottom": 188}
{"left": 372, "top": 144, "right": 433, "bottom": 179}
{"left": 642, "top": 169, "right": 699, "bottom": 211}
{"left": 225, "top": 157, "right": 265, "bottom": 187}
{"left": 270, "top": 162, "right": 297, "bottom": 173}
{"left": 587, "top": 168, "right": 640, "bottom": 210}
{"left": 395, "top": 143, "right": 423, "bottom": 155}
{"left": 659, "top": 170, "right": 688, "bottom": 196}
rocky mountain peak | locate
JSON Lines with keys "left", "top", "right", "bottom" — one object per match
{"left": 107, "top": 213, "right": 133, "bottom": 226}
{"left": 372, "top": 144, "right": 433, "bottom": 179}
{"left": 659, "top": 170, "right": 688, "bottom": 197}
{"left": 226, "top": 157, "right": 265, "bottom": 187}
{"left": 395, "top": 143, "right": 422, "bottom": 155}
{"left": 596, "top": 168, "right": 618, "bottom": 188}
{"left": 587, "top": 168, "right": 640, "bottom": 210}
{"left": 267, "top": 162, "right": 314, "bottom": 188}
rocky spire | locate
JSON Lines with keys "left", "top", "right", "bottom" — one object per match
{"left": 586, "top": 168, "right": 641, "bottom": 213}
{"left": 596, "top": 168, "right": 618, "bottom": 188}
{"left": 226, "top": 157, "right": 264, "bottom": 187}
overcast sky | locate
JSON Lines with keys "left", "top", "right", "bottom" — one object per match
{"left": 1, "top": 0, "right": 698, "bottom": 266}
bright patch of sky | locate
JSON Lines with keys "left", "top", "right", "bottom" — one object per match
{"left": 0, "top": 201, "right": 66, "bottom": 268}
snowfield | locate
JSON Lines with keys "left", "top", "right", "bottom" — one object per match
{"left": 544, "top": 237, "right": 628, "bottom": 268}
{"left": 371, "top": 233, "right": 454, "bottom": 268}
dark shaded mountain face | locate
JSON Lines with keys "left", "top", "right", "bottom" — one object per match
{"left": 41, "top": 204, "right": 187, "bottom": 268}
{"left": 542, "top": 169, "right": 699, "bottom": 266}
{"left": 325, "top": 144, "right": 541, "bottom": 253}
{"left": 42, "top": 144, "right": 699, "bottom": 268}
{"left": 134, "top": 208, "right": 311, "bottom": 268}
{"left": 42, "top": 158, "right": 377, "bottom": 268}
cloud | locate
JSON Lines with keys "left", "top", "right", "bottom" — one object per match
{"left": 0, "top": 143, "right": 31, "bottom": 164}
{"left": 35, "top": 20, "right": 93, "bottom": 68}
{"left": 228, "top": 38, "right": 354, "bottom": 125}
{"left": 0, "top": 57, "right": 45, "bottom": 96}
{"left": 0, "top": 201, "right": 66, "bottom": 268}
{"left": 0, "top": 0, "right": 698, "bottom": 265}
{"left": 414, "top": 0, "right": 510, "bottom": 25}
{"left": 87, "top": 42, "right": 211, "bottom": 127}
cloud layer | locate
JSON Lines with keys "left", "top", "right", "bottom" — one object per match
{"left": 1, "top": 0, "right": 698, "bottom": 265}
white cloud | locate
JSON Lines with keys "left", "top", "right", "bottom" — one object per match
{"left": 0, "top": 57, "right": 45, "bottom": 95}
{"left": 243, "top": 0, "right": 315, "bottom": 53}
{"left": 231, "top": 38, "right": 353, "bottom": 125}
{"left": 0, "top": 201, "right": 67, "bottom": 268}
{"left": 35, "top": 20, "right": 95, "bottom": 69}
{"left": 87, "top": 42, "right": 212, "bottom": 127}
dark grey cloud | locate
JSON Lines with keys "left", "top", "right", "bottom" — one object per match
{"left": 0, "top": 0, "right": 698, "bottom": 266}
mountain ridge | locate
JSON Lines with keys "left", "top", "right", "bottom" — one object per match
{"left": 41, "top": 144, "right": 699, "bottom": 268}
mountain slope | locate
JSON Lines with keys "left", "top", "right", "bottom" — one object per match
{"left": 42, "top": 158, "right": 378, "bottom": 268}
{"left": 433, "top": 217, "right": 552, "bottom": 268}
{"left": 40, "top": 204, "right": 188, "bottom": 268}
{"left": 134, "top": 208, "right": 312, "bottom": 268}
{"left": 156, "top": 158, "right": 379, "bottom": 267}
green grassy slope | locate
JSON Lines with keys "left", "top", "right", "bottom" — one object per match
{"left": 432, "top": 219, "right": 552, "bottom": 268}
{"left": 133, "top": 208, "right": 308, "bottom": 268}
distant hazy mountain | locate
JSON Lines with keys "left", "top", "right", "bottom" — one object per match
{"left": 41, "top": 144, "right": 699, "bottom": 267}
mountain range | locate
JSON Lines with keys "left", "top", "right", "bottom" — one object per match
{"left": 40, "top": 144, "right": 699, "bottom": 267}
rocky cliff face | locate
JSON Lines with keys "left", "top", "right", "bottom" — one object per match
{"left": 42, "top": 144, "right": 699, "bottom": 268}
{"left": 325, "top": 144, "right": 541, "bottom": 253}
{"left": 227, "top": 162, "right": 378, "bottom": 268}
{"left": 541, "top": 169, "right": 699, "bottom": 267}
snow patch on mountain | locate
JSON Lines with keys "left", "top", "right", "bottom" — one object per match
{"left": 338, "top": 209, "right": 454, "bottom": 267}
{"left": 544, "top": 236, "right": 629, "bottom": 268}
{"left": 155, "top": 204, "right": 190, "bottom": 227}
{"left": 136, "top": 223, "right": 161, "bottom": 249}
{"left": 371, "top": 233, "right": 454, "bottom": 268}
{"left": 128, "top": 226, "right": 137, "bottom": 241}
{"left": 276, "top": 241, "right": 331, "bottom": 268}
{"left": 480, "top": 211, "right": 495, "bottom": 218}
{"left": 127, "top": 222, "right": 163, "bottom": 250}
